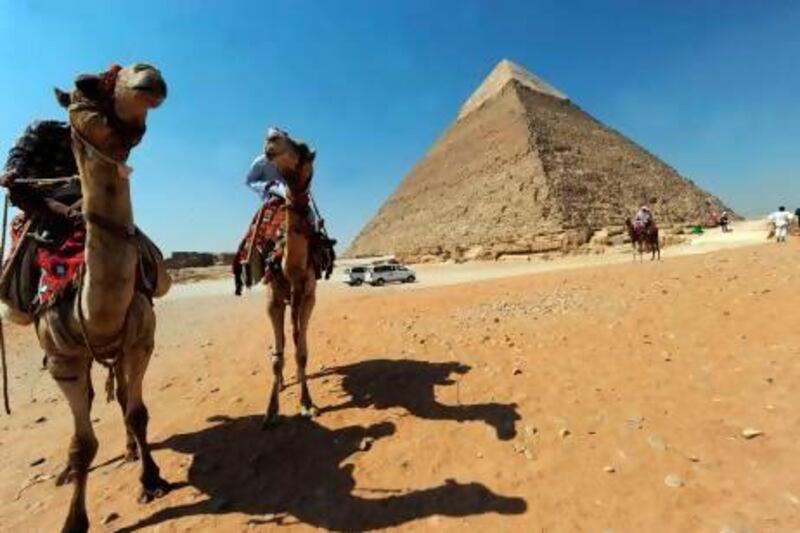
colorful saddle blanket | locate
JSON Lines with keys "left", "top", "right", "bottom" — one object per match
{"left": 1, "top": 213, "right": 85, "bottom": 309}
{"left": 0, "top": 213, "right": 163, "bottom": 318}
{"left": 36, "top": 225, "right": 86, "bottom": 307}
{"left": 232, "top": 196, "right": 338, "bottom": 294}
{"left": 233, "top": 196, "right": 288, "bottom": 289}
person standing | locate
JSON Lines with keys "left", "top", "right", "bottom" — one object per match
{"left": 720, "top": 211, "right": 730, "bottom": 233}
{"left": 768, "top": 206, "right": 793, "bottom": 243}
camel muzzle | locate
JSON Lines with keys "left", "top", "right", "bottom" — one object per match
{"left": 132, "top": 76, "right": 167, "bottom": 105}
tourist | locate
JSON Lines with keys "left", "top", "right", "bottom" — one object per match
{"left": 768, "top": 206, "right": 793, "bottom": 243}
{"left": 720, "top": 211, "right": 730, "bottom": 233}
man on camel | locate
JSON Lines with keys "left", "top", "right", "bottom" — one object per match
{"left": 1, "top": 120, "right": 83, "bottom": 236}
{"left": 633, "top": 203, "right": 654, "bottom": 232}
{"left": 625, "top": 201, "right": 661, "bottom": 261}
{"left": 1, "top": 97, "right": 167, "bottom": 324}
{"left": 233, "top": 127, "right": 334, "bottom": 296}
{"left": 0, "top": 119, "right": 86, "bottom": 323}
{"left": 244, "top": 127, "right": 318, "bottom": 226}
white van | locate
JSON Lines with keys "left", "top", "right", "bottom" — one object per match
{"left": 365, "top": 264, "right": 416, "bottom": 286}
{"left": 342, "top": 265, "right": 369, "bottom": 286}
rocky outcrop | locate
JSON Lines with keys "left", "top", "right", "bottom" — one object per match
{"left": 164, "top": 252, "right": 236, "bottom": 269}
{"left": 346, "top": 59, "right": 736, "bottom": 261}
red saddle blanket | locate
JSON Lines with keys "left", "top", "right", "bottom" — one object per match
{"left": 36, "top": 227, "right": 86, "bottom": 307}
{"left": 5, "top": 213, "right": 85, "bottom": 308}
{"left": 233, "top": 196, "right": 287, "bottom": 286}
{"left": 2, "top": 214, "right": 164, "bottom": 317}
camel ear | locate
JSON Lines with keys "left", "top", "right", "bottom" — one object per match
{"left": 53, "top": 88, "right": 71, "bottom": 108}
{"left": 74, "top": 74, "right": 103, "bottom": 101}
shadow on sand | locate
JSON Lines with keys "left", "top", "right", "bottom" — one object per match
{"left": 117, "top": 358, "right": 525, "bottom": 531}
{"left": 319, "top": 358, "right": 520, "bottom": 441}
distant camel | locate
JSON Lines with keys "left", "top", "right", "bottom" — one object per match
{"left": 262, "top": 130, "right": 320, "bottom": 427}
{"left": 625, "top": 218, "right": 661, "bottom": 261}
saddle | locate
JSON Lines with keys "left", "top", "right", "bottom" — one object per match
{"left": 633, "top": 219, "right": 658, "bottom": 238}
{"left": 232, "top": 196, "right": 336, "bottom": 294}
{"left": 0, "top": 213, "right": 163, "bottom": 324}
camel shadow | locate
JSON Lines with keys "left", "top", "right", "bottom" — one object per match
{"left": 317, "top": 358, "right": 520, "bottom": 441}
{"left": 117, "top": 415, "right": 526, "bottom": 531}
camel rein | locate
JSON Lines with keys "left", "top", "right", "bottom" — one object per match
{"left": 71, "top": 129, "right": 133, "bottom": 180}
{"left": 75, "top": 266, "right": 135, "bottom": 404}
{"left": 1, "top": 194, "right": 11, "bottom": 414}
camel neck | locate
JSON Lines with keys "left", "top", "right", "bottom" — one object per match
{"left": 77, "top": 145, "right": 138, "bottom": 340}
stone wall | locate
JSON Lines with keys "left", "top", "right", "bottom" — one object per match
{"left": 164, "top": 252, "right": 235, "bottom": 269}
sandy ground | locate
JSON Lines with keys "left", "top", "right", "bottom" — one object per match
{"left": 2, "top": 221, "right": 799, "bottom": 532}
{"left": 170, "top": 219, "right": 771, "bottom": 299}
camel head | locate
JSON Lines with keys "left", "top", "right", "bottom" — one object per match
{"left": 264, "top": 128, "right": 316, "bottom": 195}
{"left": 55, "top": 63, "right": 167, "bottom": 161}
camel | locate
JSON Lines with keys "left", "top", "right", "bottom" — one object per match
{"left": 34, "top": 63, "right": 170, "bottom": 533}
{"left": 261, "top": 130, "right": 319, "bottom": 428}
{"left": 625, "top": 217, "right": 661, "bottom": 261}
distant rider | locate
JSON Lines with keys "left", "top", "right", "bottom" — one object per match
{"left": 244, "top": 127, "right": 317, "bottom": 227}
{"left": 633, "top": 205, "right": 654, "bottom": 231}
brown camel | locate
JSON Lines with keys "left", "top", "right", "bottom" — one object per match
{"left": 262, "top": 130, "right": 319, "bottom": 427}
{"left": 625, "top": 217, "right": 661, "bottom": 261}
{"left": 35, "top": 63, "right": 170, "bottom": 533}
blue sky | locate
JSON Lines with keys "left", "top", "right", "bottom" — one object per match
{"left": 1, "top": 1, "right": 798, "bottom": 253}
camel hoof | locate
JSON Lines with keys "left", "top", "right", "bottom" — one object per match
{"left": 55, "top": 465, "right": 75, "bottom": 487}
{"left": 61, "top": 512, "right": 89, "bottom": 533}
{"left": 261, "top": 413, "right": 281, "bottom": 430}
{"left": 299, "top": 405, "right": 319, "bottom": 418}
{"left": 138, "top": 478, "right": 170, "bottom": 504}
{"left": 124, "top": 449, "right": 140, "bottom": 462}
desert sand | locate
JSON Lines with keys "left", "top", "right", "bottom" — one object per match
{"left": 1, "top": 221, "right": 798, "bottom": 532}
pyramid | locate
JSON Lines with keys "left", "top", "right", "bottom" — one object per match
{"left": 346, "top": 59, "right": 735, "bottom": 261}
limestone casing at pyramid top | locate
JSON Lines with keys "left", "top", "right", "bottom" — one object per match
{"left": 458, "top": 59, "right": 568, "bottom": 120}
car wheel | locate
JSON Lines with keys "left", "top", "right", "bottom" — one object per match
{"left": 353, "top": 279, "right": 363, "bottom": 286}
{"left": 374, "top": 278, "right": 385, "bottom": 286}
{"left": 406, "top": 275, "right": 415, "bottom": 283}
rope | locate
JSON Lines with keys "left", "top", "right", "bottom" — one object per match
{"left": 0, "top": 318, "right": 10, "bottom": 415}
{"left": 70, "top": 129, "right": 133, "bottom": 180}
{"left": 1, "top": 194, "right": 11, "bottom": 414}
{"left": 75, "top": 269, "right": 117, "bottom": 403}
{"left": 12, "top": 176, "right": 80, "bottom": 186}
{"left": 309, "top": 192, "right": 329, "bottom": 237}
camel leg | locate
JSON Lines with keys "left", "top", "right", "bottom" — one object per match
{"left": 55, "top": 363, "right": 96, "bottom": 486}
{"left": 48, "top": 354, "right": 97, "bottom": 533}
{"left": 263, "top": 280, "right": 288, "bottom": 428}
{"left": 114, "top": 362, "right": 138, "bottom": 462}
{"left": 120, "top": 344, "right": 170, "bottom": 503}
{"left": 293, "top": 274, "right": 318, "bottom": 418}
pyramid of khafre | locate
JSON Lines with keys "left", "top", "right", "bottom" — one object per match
{"left": 346, "top": 59, "right": 736, "bottom": 261}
